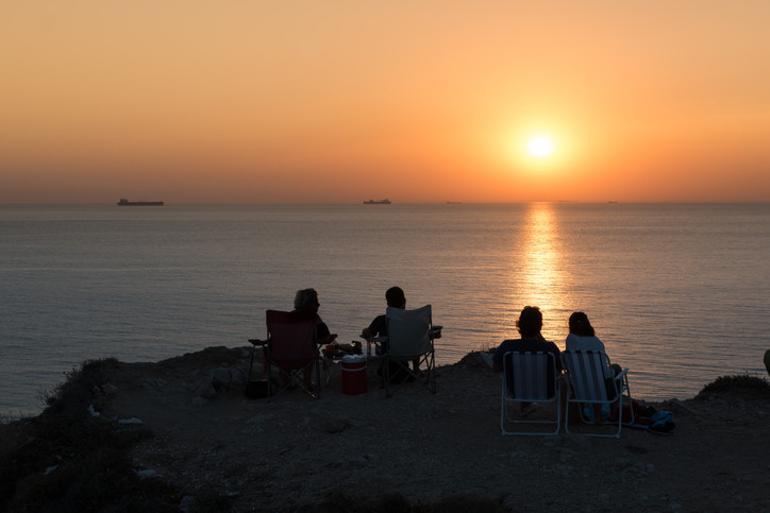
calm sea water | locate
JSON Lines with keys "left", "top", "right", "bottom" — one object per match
{"left": 1, "top": 203, "right": 769, "bottom": 415}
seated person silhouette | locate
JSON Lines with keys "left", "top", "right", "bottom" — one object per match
{"left": 277, "top": 288, "right": 336, "bottom": 389}
{"left": 493, "top": 306, "right": 562, "bottom": 412}
{"left": 291, "top": 288, "right": 337, "bottom": 346}
{"left": 565, "top": 311, "right": 622, "bottom": 381}
{"left": 361, "top": 286, "right": 415, "bottom": 383}
{"left": 493, "top": 305, "right": 561, "bottom": 372}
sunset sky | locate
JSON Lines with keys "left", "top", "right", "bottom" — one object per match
{"left": 2, "top": 1, "right": 770, "bottom": 203}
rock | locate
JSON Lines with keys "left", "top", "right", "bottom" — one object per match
{"left": 565, "top": 434, "right": 592, "bottom": 449}
{"left": 179, "top": 495, "right": 195, "bottom": 513}
{"left": 44, "top": 465, "right": 58, "bottom": 475}
{"left": 87, "top": 404, "right": 100, "bottom": 417}
{"left": 206, "top": 367, "right": 247, "bottom": 391}
{"left": 101, "top": 383, "right": 119, "bottom": 396}
{"left": 142, "top": 378, "right": 167, "bottom": 390}
{"left": 209, "top": 368, "right": 232, "bottom": 388}
{"left": 195, "top": 378, "right": 218, "bottom": 399}
{"left": 135, "top": 468, "right": 159, "bottom": 479}
{"left": 192, "top": 397, "right": 209, "bottom": 406}
{"left": 118, "top": 417, "right": 144, "bottom": 425}
{"left": 558, "top": 449, "right": 575, "bottom": 463}
{"left": 625, "top": 445, "right": 648, "bottom": 455}
{"left": 229, "top": 367, "right": 247, "bottom": 384}
{"left": 316, "top": 416, "right": 351, "bottom": 434}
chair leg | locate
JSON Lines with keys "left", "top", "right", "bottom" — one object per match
{"left": 248, "top": 346, "right": 255, "bottom": 381}
{"left": 384, "top": 357, "right": 392, "bottom": 398}
{"left": 422, "top": 352, "right": 436, "bottom": 393}
{"left": 314, "top": 359, "right": 321, "bottom": 399}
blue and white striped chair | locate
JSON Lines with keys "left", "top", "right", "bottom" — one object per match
{"left": 500, "top": 351, "right": 561, "bottom": 436}
{"left": 561, "top": 350, "right": 632, "bottom": 438}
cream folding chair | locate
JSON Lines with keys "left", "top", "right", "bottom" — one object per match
{"left": 561, "top": 350, "right": 632, "bottom": 438}
{"left": 500, "top": 351, "right": 561, "bottom": 436}
{"left": 374, "top": 305, "right": 438, "bottom": 397}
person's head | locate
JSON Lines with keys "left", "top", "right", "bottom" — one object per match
{"left": 294, "top": 288, "right": 320, "bottom": 313}
{"left": 516, "top": 306, "right": 543, "bottom": 338}
{"left": 385, "top": 286, "right": 406, "bottom": 309}
{"left": 568, "top": 311, "right": 595, "bottom": 336}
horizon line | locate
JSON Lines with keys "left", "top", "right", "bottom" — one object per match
{"left": 2, "top": 200, "right": 770, "bottom": 206}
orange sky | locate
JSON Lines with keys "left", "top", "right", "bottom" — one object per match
{"left": 2, "top": 1, "right": 770, "bottom": 203}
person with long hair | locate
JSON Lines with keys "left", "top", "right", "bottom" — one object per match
{"left": 565, "top": 311, "right": 622, "bottom": 394}
{"left": 565, "top": 311, "right": 603, "bottom": 352}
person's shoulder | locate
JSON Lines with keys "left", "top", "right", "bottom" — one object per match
{"left": 289, "top": 309, "right": 313, "bottom": 320}
{"left": 494, "top": 339, "right": 519, "bottom": 354}
{"left": 370, "top": 314, "right": 386, "bottom": 328}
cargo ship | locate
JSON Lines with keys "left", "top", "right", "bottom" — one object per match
{"left": 363, "top": 198, "right": 391, "bottom": 205}
{"left": 117, "top": 198, "right": 164, "bottom": 206}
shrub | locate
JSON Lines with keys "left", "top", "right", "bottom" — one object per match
{"left": 698, "top": 374, "right": 770, "bottom": 397}
{"left": 0, "top": 358, "right": 185, "bottom": 513}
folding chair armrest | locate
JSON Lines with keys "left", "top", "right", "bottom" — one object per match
{"left": 430, "top": 326, "right": 443, "bottom": 339}
{"left": 614, "top": 368, "right": 629, "bottom": 380}
{"left": 360, "top": 336, "right": 387, "bottom": 356}
{"left": 248, "top": 338, "right": 268, "bottom": 347}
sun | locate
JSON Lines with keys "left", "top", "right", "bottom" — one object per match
{"left": 526, "top": 135, "right": 555, "bottom": 158}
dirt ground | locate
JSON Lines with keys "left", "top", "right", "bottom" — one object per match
{"left": 96, "top": 347, "right": 770, "bottom": 513}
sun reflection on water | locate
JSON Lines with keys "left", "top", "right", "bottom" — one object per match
{"left": 512, "top": 203, "right": 572, "bottom": 344}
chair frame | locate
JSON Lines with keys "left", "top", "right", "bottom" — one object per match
{"left": 247, "top": 310, "right": 321, "bottom": 399}
{"left": 561, "top": 350, "right": 632, "bottom": 438}
{"left": 500, "top": 351, "right": 561, "bottom": 436}
{"left": 368, "top": 305, "right": 438, "bottom": 397}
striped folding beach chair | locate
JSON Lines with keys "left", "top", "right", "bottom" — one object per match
{"left": 500, "top": 351, "right": 561, "bottom": 436}
{"left": 561, "top": 350, "right": 632, "bottom": 438}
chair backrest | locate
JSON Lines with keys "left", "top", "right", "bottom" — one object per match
{"left": 265, "top": 310, "right": 317, "bottom": 365}
{"left": 561, "top": 350, "right": 610, "bottom": 402}
{"left": 385, "top": 305, "right": 432, "bottom": 358}
{"left": 502, "top": 351, "right": 557, "bottom": 400}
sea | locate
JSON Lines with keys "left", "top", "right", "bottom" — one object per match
{"left": 1, "top": 203, "right": 769, "bottom": 416}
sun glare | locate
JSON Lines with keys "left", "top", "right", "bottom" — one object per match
{"left": 527, "top": 135, "right": 555, "bottom": 158}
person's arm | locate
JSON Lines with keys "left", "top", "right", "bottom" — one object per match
{"left": 316, "top": 320, "right": 337, "bottom": 345}
{"left": 361, "top": 315, "right": 385, "bottom": 339}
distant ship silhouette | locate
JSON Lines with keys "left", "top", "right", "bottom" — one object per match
{"left": 363, "top": 198, "right": 391, "bottom": 205}
{"left": 117, "top": 198, "right": 164, "bottom": 206}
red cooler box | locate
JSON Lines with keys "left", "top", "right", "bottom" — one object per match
{"left": 341, "top": 355, "right": 367, "bottom": 395}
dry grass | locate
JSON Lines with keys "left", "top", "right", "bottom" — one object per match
{"left": 697, "top": 374, "right": 770, "bottom": 397}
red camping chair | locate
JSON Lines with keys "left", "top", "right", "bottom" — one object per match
{"left": 248, "top": 310, "right": 321, "bottom": 398}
